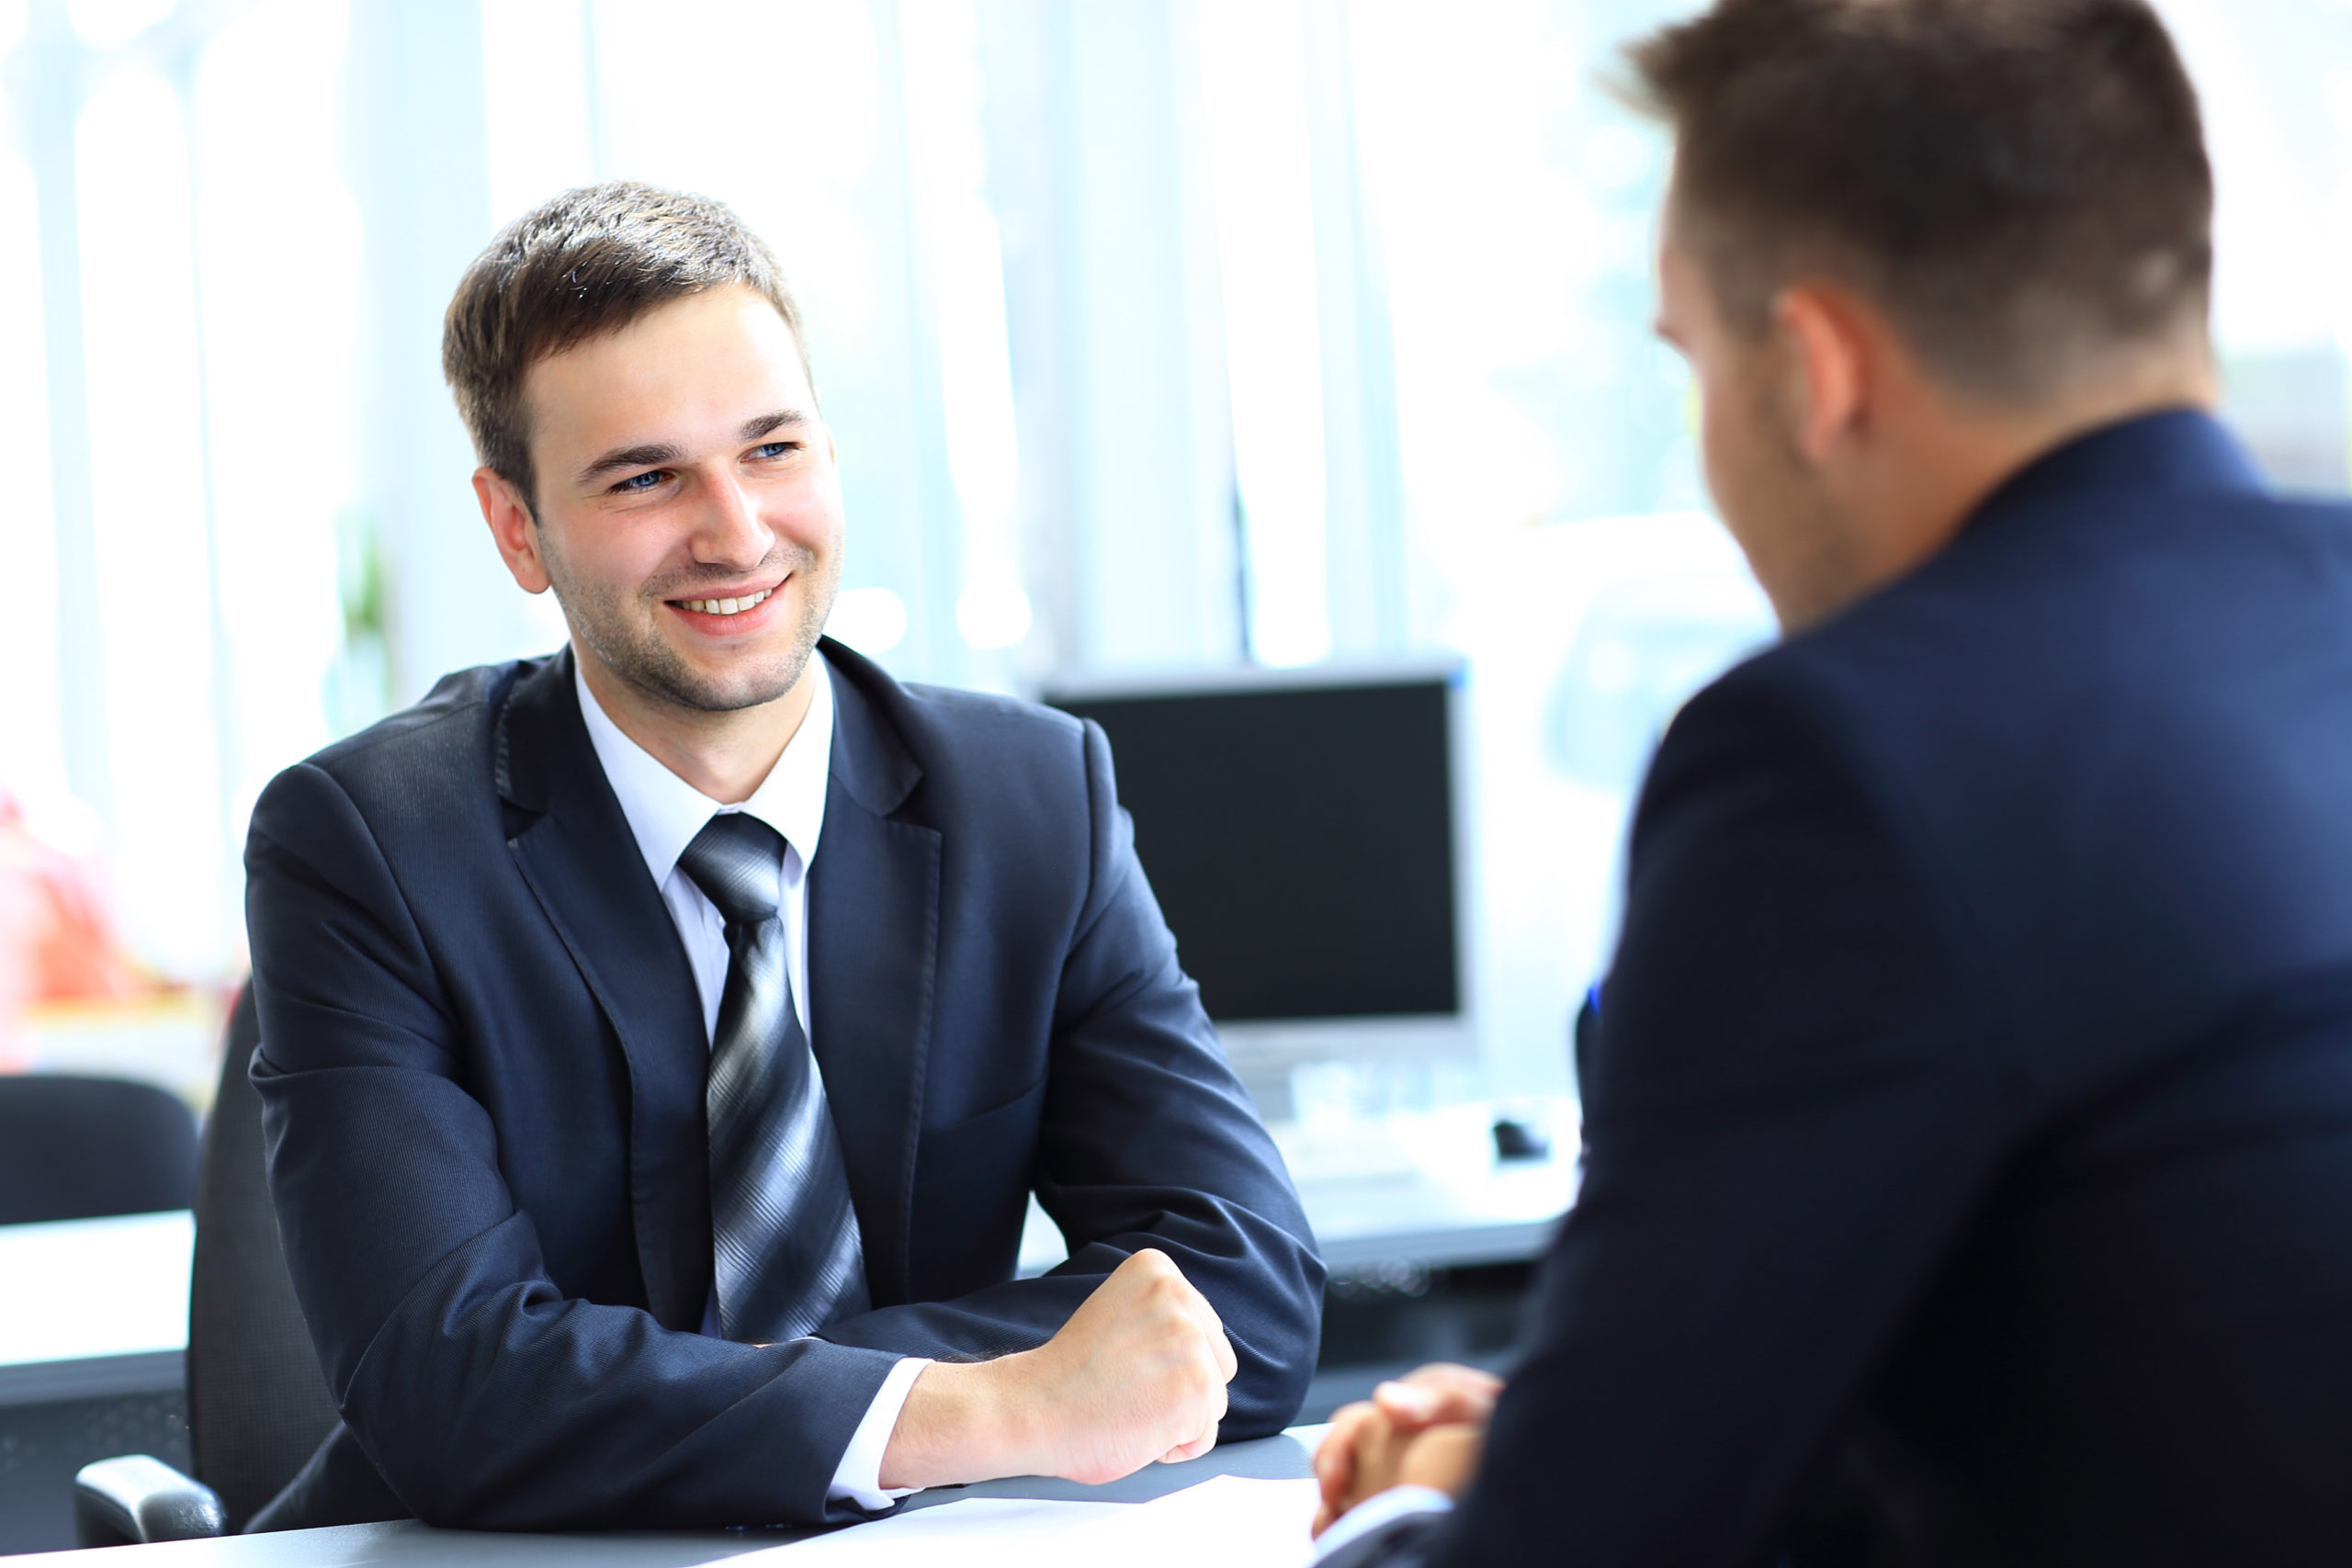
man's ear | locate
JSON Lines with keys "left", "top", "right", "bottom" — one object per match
{"left": 1771, "top": 284, "right": 1872, "bottom": 465}
{"left": 475, "top": 467, "right": 552, "bottom": 594}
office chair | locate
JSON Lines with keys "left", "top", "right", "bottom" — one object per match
{"left": 73, "top": 987, "right": 342, "bottom": 1546}
{"left": 0, "top": 1070, "right": 197, "bottom": 1225}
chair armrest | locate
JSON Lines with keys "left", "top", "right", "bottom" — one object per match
{"left": 74, "top": 1454, "right": 228, "bottom": 1546}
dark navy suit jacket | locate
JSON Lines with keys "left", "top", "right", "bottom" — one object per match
{"left": 242, "top": 639, "right": 1320, "bottom": 1532}
{"left": 1330, "top": 412, "right": 2352, "bottom": 1568}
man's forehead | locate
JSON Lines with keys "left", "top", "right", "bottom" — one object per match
{"left": 522, "top": 288, "right": 813, "bottom": 452}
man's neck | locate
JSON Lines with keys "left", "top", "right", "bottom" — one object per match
{"left": 574, "top": 648, "right": 818, "bottom": 805}
{"left": 1823, "top": 356, "right": 2221, "bottom": 629}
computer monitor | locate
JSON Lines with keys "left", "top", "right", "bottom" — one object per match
{"left": 1046, "top": 660, "right": 1475, "bottom": 1073}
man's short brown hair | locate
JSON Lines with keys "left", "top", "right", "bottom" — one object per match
{"left": 1628, "top": 0, "right": 2213, "bottom": 400}
{"left": 442, "top": 180, "right": 812, "bottom": 512}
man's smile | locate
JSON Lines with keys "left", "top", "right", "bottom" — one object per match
{"left": 674, "top": 587, "right": 774, "bottom": 617}
{"left": 664, "top": 577, "right": 790, "bottom": 636}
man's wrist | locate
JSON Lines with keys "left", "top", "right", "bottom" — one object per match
{"left": 876, "top": 1352, "right": 1037, "bottom": 1490}
{"left": 829, "top": 1357, "right": 933, "bottom": 1509}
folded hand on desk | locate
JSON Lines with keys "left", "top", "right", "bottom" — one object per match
{"left": 1312, "top": 1362, "right": 1503, "bottom": 1537}
{"left": 877, "top": 1248, "right": 1238, "bottom": 1491}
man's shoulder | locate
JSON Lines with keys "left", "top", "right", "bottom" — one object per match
{"left": 1652, "top": 475, "right": 2352, "bottom": 896}
{"left": 822, "top": 641, "right": 1091, "bottom": 793}
{"left": 266, "top": 657, "right": 548, "bottom": 817}
{"left": 1688, "top": 482, "right": 2352, "bottom": 1068}
{"left": 1729, "top": 481, "right": 2352, "bottom": 752}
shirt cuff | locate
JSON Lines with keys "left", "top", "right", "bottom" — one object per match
{"left": 826, "top": 1356, "right": 933, "bottom": 1512}
{"left": 1312, "top": 1485, "right": 1456, "bottom": 1562}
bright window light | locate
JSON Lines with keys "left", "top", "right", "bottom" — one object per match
{"left": 0, "top": 0, "right": 28, "bottom": 56}
{"left": 1452, "top": 511, "right": 1773, "bottom": 1107}
{"left": 826, "top": 586, "right": 909, "bottom": 657}
{"left": 76, "top": 65, "right": 225, "bottom": 978}
{"left": 1198, "top": 0, "right": 1333, "bottom": 668}
{"left": 69, "top": 0, "right": 175, "bottom": 48}
{"left": 956, "top": 580, "right": 1033, "bottom": 651}
{"left": 0, "top": 151, "right": 64, "bottom": 809}
{"left": 1348, "top": 3, "right": 1604, "bottom": 551}
{"left": 903, "top": 0, "right": 1024, "bottom": 651}
{"left": 193, "top": 0, "right": 356, "bottom": 835}
{"left": 481, "top": 0, "right": 595, "bottom": 225}
{"left": 589, "top": 0, "right": 878, "bottom": 268}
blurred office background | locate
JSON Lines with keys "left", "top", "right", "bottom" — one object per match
{"left": 2, "top": 0, "right": 2349, "bottom": 1115}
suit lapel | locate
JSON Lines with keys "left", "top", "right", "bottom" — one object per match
{"left": 496, "top": 651, "right": 712, "bottom": 1331}
{"left": 808, "top": 644, "right": 940, "bottom": 1310}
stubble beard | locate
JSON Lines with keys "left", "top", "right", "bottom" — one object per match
{"left": 552, "top": 544, "right": 841, "bottom": 716}
{"left": 1718, "top": 372, "right": 1850, "bottom": 634}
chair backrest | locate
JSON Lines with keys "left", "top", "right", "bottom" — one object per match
{"left": 185, "top": 987, "right": 339, "bottom": 1532}
{"left": 0, "top": 1070, "right": 197, "bottom": 1225}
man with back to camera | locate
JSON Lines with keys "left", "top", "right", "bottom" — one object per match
{"left": 239, "top": 182, "right": 1321, "bottom": 1532}
{"left": 1310, "top": 1, "right": 2352, "bottom": 1564}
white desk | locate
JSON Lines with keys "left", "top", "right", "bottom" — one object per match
{"left": 0, "top": 1211, "right": 191, "bottom": 1406}
{"left": 3, "top": 1103, "right": 1578, "bottom": 1408}
{"left": 6, "top": 1428, "right": 1329, "bottom": 1565}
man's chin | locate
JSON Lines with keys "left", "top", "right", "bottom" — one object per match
{"left": 655, "top": 671, "right": 807, "bottom": 715}
{"left": 618, "top": 649, "right": 814, "bottom": 716}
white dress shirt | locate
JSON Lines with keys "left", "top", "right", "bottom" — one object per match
{"left": 1311, "top": 1487, "right": 1455, "bottom": 1562}
{"left": 574, "top": 653, "right": 926, "bottom": 1512}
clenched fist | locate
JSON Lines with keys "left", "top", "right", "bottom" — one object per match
{"left": 879, "top": 1248, "right": 1238, "bottom": 1491}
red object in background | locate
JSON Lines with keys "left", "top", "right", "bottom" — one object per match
{"left": 0, "top": 788, "right": 145, "bottom": 1032}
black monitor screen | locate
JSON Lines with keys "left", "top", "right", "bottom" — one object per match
{"left": 1049, "top": 676, "right": 1458, "bottom": 1023}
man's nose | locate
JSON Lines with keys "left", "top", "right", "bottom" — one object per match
{"left": 689, "top": 472, "right": 773, "bottom": 570}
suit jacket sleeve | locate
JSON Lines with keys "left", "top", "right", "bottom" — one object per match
{"left": 1391, "top": 670, "right": 2018, "bottom": 1566}
{"left": 813, "top": 717, "right": 1325, "bottom": 1436}
{"left": 246, "top": 761, "right": 901, "bottom": 1531}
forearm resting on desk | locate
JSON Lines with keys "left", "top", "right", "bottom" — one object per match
{"left": 878, "top": 1248, "right": 1238, "bottom": 1490}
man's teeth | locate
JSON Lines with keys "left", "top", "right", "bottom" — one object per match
{"left": 679, "top": 589, "right": 774, "bottom": 616}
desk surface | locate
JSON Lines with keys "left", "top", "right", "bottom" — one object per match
{"left": 11, "top": 1429, "right": 1328, "bottom": 1565}
{"left": 0, "top": 1212, "right": 190, "bottom": 1407}
{"left": 3, "top": 1101, "right": 1577, "bottom": 1407}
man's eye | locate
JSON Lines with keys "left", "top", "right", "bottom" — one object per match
{"left": 612, "top": 470, "right": 666, "bottom": 493}
{"left": 752, "top": 441, "right": 799, "bottom": 460}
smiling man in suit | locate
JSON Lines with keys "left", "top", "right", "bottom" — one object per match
{"left": 241, "top": 181, "right": 1320, "bottom": 1533}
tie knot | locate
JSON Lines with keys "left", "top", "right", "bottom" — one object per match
{"left": 677, "top": 814, "right": 786, "bottom": 930}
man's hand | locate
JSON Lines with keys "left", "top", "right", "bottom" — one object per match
{"left": 877, "top": 1249, "right": 1238, "bottom": 1490}
{"left": 1312, "top": 1362, "right": 1502, "bottom": 1537}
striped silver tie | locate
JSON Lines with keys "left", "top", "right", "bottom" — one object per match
{"left": 677, "top": 813, "right": 869, "bottom": 1344}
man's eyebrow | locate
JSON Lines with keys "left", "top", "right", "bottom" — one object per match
{"left": 740, "top": 409, "right": 811, "bottom": 442}
{"left": 572, "top": 412, "right": 808, "bottom": 487}
{"left": 576, "top": 442, "right": 684, "bottom": 487}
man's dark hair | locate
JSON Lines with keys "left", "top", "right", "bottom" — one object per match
{"left": 442, "top": 180, "right": 812, "bottom": 512}
{"left": 1627, "top": 0, "right": 2212, "bottom": 400}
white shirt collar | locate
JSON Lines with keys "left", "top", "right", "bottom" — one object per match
{"left": 572, "top": 649, "right": 834, "bottom": 891}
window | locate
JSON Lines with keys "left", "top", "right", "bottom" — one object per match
{"left": 6, "top": 0, "right": 2348, "bottom": 1100}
